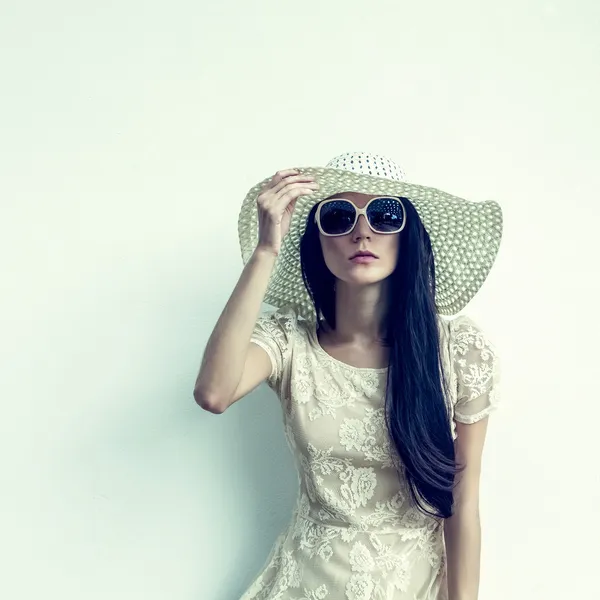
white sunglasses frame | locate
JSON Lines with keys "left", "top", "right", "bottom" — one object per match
{"left": 314, "top": 196, "right": 408, "bottom": 237}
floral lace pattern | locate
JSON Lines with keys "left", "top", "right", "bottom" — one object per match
{"left": 242, "top": 306, "right": 501, "bottom": 600}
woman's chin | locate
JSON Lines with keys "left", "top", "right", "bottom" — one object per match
{"left": 342, "top": 269, "right": 390, "bottom": 287}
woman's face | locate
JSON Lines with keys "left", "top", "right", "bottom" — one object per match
{"left": 318, "top": 192, "right": 400, "bottom": 287}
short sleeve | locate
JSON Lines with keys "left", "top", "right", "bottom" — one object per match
{"left": 250, "top": 305, "right": 299, "bottom": 393}
{"left": 449, "top": 315, "right": 501, "bottom": 424}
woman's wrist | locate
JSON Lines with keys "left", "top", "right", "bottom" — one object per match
{"left": 253, "top": 244, "right": 280, "bottom": 261}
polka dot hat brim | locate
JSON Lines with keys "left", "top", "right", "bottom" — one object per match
{"left": 238, "top": 151, "right": 503, "bottom": 321}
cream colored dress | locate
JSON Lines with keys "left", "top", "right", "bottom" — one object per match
{"left": 241, "top": 305, "right": 501, "bottom": 600}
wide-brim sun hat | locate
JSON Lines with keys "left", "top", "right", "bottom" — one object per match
{"left": 238, "top": 151, "right": 503, "bottom": 322}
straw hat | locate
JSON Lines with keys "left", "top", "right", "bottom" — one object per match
{"left": 238, "top": 151, "right": 503, "bottom": 321}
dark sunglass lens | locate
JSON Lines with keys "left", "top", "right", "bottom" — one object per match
{"left": 367, "top": 197, "right": 404, "bottom": 232}
{"left": 319, "top": 200, "right": 356, "bottom": 235}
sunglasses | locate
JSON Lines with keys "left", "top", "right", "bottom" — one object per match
{"left": 314, "top": 196, "right": 407, "bottom": 237}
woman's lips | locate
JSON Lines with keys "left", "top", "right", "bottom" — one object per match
{"left": 350, "top": 255, "right": 377, "bottom": 264}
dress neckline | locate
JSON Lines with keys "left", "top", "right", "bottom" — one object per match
{"left": 306, "top": 323, "right": 389, "bottom": 374}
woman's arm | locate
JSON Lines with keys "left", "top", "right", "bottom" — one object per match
{"left": 444, "top": 417, "right": 490, "bottom": 600}
{"left": 193, "top": 246, "right": 277, "bottom": 412}
{"left": 193, "top": 169, "right": 319, "bottom": 413}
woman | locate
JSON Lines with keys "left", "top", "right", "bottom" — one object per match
{"left": 195, "top": 151, "right": 503, "bottom": 600}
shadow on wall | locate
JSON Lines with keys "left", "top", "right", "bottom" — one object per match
{"left": 59, "top": 374, "right": 297, "bottom": 598}
{"left": 199, "top": 388, "right": 299, "bottom": 600}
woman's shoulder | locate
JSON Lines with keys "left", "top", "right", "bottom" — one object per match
{"left": 437, "top": 312, "right": 498, "bottom": 361}
{"left": 443, "top": 311, "right": 478, "bottom": 326}
{"left": 254, "top": 303, "right": 312, "bottom": 342}
{"left": 442, "top": 312, "right": 499, "bottom": 368}
{"left": 442, "top": 312, "right": 487, "bottom": 339}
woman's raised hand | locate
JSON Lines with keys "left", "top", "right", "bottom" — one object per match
{"left": 255, "top": 169, "right": 319, "bottom": 256}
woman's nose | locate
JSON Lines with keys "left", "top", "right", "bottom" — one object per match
{"left": 352, "top": 214, "right": 371, "bottom": 240}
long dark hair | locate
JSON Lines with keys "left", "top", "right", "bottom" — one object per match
{"left": 299, "top": 196, "right": 464, "bottom": 520}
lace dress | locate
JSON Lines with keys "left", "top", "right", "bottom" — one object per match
{"left": 240, "top": 306, "right": 501, "bottom": 600}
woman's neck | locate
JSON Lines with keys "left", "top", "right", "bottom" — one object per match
{"left": 328, "top": 280, "right": 388, "bottom": 344}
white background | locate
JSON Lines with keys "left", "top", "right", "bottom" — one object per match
{"left": 2, "top": 1, "right": 599, "bottom": 598}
